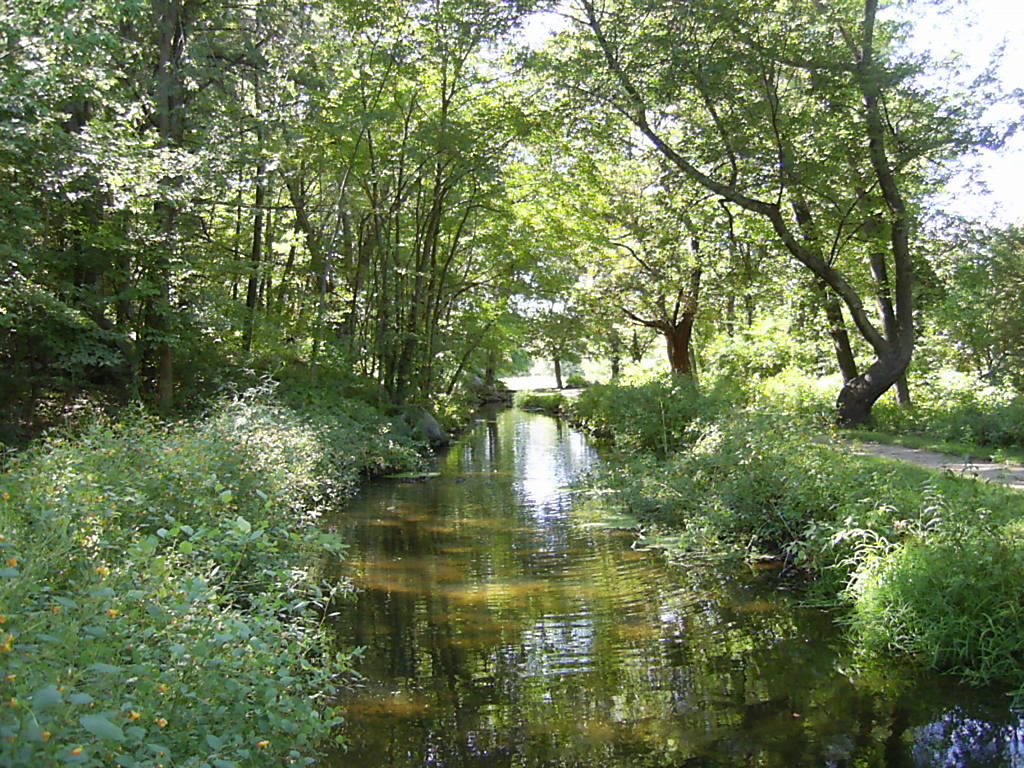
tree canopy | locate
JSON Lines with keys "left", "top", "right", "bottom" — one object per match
{"left": 0, "top": 0, "right": 1019, "bottom": 439}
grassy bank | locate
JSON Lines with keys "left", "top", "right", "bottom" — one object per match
{"left": 567, "top": 374, "right": 1024, "bottom": 697}
{"left": 0, "top": 383, "right": 422, "bottom": 767}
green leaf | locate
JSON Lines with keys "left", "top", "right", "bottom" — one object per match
{"left": 205, "top": 733, "right": 224, "bottom": 749}
{"left": 234, "top": 515, "right": 251, "bottom": 535}
{"left": 87, "top": 663, "right": 121, "bottom": 675}
{"left": 30, "top": 684, "right": 63, "bottom": 711}
{"left": 69, "top": 692, "right": 94, "bottom": 706}
{"left": 179, "top": 540, "right": 194, "bottom": 554}
{"left": 219, "top": 490, "right": 234, "bottom": 504}
{"left": 146, "top": 743, "right": 172, "bottom": 760}
{"left": 0, "top": 568, "right": 19, "bottom": 577}
{"left": 80, "top": 713, "right": 125, "bottom": 742}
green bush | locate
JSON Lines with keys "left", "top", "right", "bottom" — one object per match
{"left": 845, "top": 517, "right": 1024, "bottom": 691}
{"left": 571, "top": 374, "right": 730, "bottom": 457}
{"left": 577, "top": 379, "right": 1024, "bottom": 691}
{"left": 870, "top": 371, "right": 1024, "bottom": 449}
{"left": 514, "top": 390, "right": 568, "bottom": 414}
{"left": 0, "top": 385, "right": 420, "bottom": 767}
{"left": 750, "top": 369, "right": 838, "bottom": 427}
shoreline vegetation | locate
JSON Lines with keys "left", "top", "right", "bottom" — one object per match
{"left": 4, "top": 362, "right": 1024, "bottom": 765}
{"left": 0, "top": 378, "right": 427, "bottom": 767}
{"left": 517, "top": 372, "right": 1024, "bottom": 700}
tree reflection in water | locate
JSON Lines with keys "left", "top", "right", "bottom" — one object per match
{"left": 326, "top": 407, "right": 1022, "bottom": 768}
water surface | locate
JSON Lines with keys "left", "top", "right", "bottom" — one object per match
{"left": 328, "top": 408, "right": 1023, "bottom": 767}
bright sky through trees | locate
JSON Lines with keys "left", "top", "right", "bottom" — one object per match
{"left": 520, "top": 0, "right": 1024, "bottom": 224}
{"left": 910, "top": 0, "right": 1024, "bottom": 223}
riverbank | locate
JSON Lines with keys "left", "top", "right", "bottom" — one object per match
{"left": 326, "top": 406, "right": 1024, "bottom": 766}
{"left": 0, "top": 383, "right": 424, "bottom": 767}
{"left": 527, "top": 377, "right": 1024, "bottom": 699}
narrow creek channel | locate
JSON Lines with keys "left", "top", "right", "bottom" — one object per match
{"left": 326, "top": 407, "right": 1024, "bottom": 767}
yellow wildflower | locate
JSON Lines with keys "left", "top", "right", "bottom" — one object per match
{"left": 128, "top": 711, "right": 140, "bottom": 721}
{"left": 41, "top": 731, "right": 51, "bottom": 741}
{"left": 106, "top": 608, "right": 119, "bottom": 619}
{"left": 5, "top": 558, "right": 15, "bottom": 568}
{"left": 156, "top": 717, "right": 167, "bottom": 727}
{"left": 257, "top": 740, "right": 270, "bottom": 748}
{"left": 95, "top": 565, "right": 110, "bottom": 577}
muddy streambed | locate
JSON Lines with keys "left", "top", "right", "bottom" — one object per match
{"left": 325, "top": 407, "right": 1023, "bottom": 767}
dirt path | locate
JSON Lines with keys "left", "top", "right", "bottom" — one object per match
{"left": 846, "top": 441, "right": 1024, "bottom": 492}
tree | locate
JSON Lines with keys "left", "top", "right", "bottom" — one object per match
{"left": 932, "top": 223, "right": 1024, "bottom": 386}
{"left": 526, "top": 302, "right": 588, "bottom": 389}
{"left": 545, "top": 0, "right": 996, "bottom": 424}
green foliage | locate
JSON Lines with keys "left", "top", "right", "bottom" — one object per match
{"left": 845, "top": 510, "right": 1024, "bottom": 692}
{"left": 749, "top": 369, "right": 840, "bottom": 428}
{"left": 564, "top": 372, "right": 590, "bottom": 389}
{"left": 571, "top": 373, "right": 730, "bottom": 457}
{"left": 0, "top": 385, "right": 421, "bottom": 766}
{"left": 579, "top": 375, "right": 1024, "bottom": 691}
{"left": 704, "top": 317, "right": 824, "bottom": 385}
{"left": 871, "top": 370, "right": 1024, "bottom": 449}
{"left": 514, "top": 390, "right": 568, "bottom": 415}
{"left": 927, "top": 225, "right": 1024, "bottom": 387}
{"left": 275, "top": 371, "right": 425, "bottom": 490}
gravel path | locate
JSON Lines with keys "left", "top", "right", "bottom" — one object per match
{"left": 846, "top": 441, "right": 1024, "bottom": 491}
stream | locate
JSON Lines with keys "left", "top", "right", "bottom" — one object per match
{"left": 326, "top": 407, "right": 1024, "bottom": 767}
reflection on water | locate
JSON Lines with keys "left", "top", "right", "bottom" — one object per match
{"left": 327, "top": 408, "right": 1024, "bottom": 767}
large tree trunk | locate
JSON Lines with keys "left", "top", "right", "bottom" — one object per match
{"left": 836, "top": 351, "right": 910, "bottom": 426}
{"left": 553, "top": 357, "right": 563, "bottom": 390}
{"left": 663, "top": 320, "right": 695, "bottom": 375}
{"left": 869, "top": 251, "right": 911, "bottom": 405}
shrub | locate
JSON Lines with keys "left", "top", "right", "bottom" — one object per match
{"left": 871, "top": 371, "right": 1024, "bottom": 449}
{"left": 571, "top": 374, "right": 730, "bottom": 457}
{"left": 0, "top": 384, "right": 417, "bottom": 767}
{"left": 515, "top": 390, "right": 568, "bottom": 414}
{"left": 749, "top": 369, "right": 839, "bottom": 428}
{"left": 845, "top": 518, "right": 1024, "bottom": 691}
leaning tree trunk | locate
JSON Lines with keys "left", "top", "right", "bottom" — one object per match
{"left": 553, "top": 357, "right": 564, "bottom": 390}
{"left": 836, "top": 350, "right": 911, "bottom": 426}
{"left": 870, "top": 251, "right": 911, "bottom": 405}
{"left": 817, "top": 281, "right": 860, "bottom": 383}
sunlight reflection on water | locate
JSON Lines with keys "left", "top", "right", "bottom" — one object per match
{"left": 327, "top": 407, "right": 1024, "bottom": 768}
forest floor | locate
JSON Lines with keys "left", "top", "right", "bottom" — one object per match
{"left": 843, "top": 440, "right": 1024, "bottom": 491}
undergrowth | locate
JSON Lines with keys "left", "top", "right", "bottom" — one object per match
{"left": 0, "top": 384, "right": 422, "bottom": 767}
{"left": 514, "top": 390, "right": 569, "bottom": 415}
{"left": 570, "top": 372, "right": 1024, "bottom": 697}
